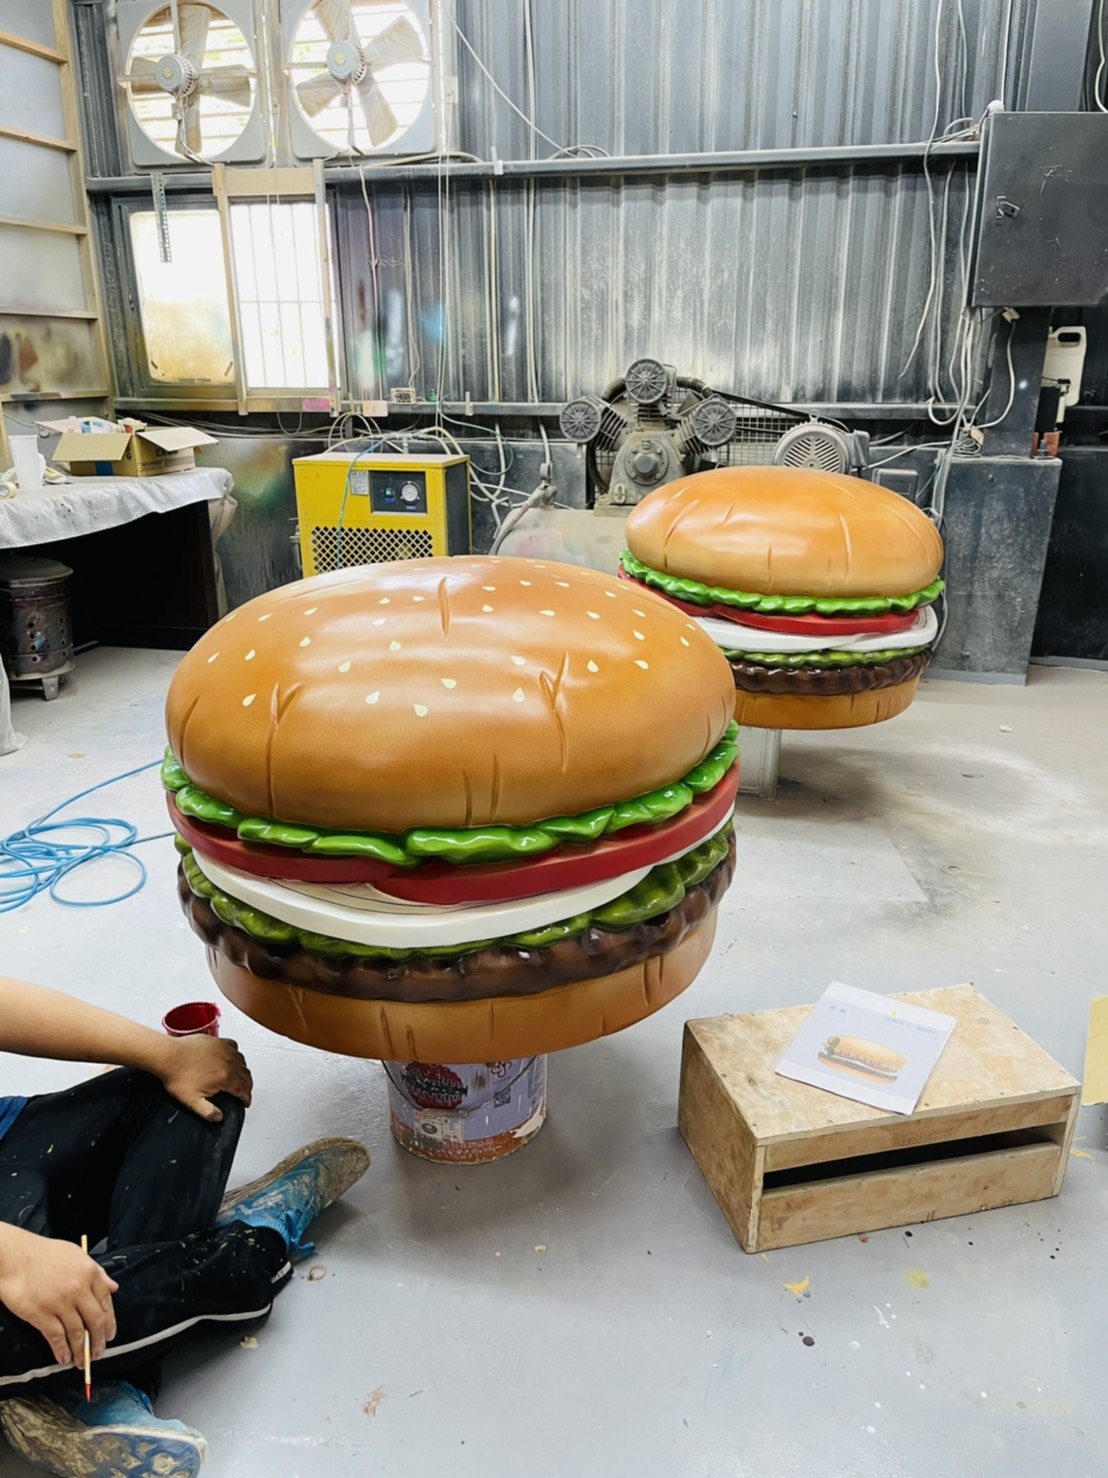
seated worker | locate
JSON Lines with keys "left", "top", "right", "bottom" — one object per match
{"left": 0, "top": 975, "right": 369, "bottom": 1478}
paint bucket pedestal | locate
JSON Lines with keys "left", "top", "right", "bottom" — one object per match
{"left": 384, "top": 1056, "right": 547, "bottom": 1164}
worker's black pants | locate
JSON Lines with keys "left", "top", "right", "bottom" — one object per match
{"left": 0, "top": 1069, "right": 290, "bottom": 1395}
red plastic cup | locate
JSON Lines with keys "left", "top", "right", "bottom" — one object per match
{"left": 162, "top": 1001, "right": 221, "bottom": 1038}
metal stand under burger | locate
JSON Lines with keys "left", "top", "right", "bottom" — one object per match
{"left": 620, "top": 466, "right": 946, "bottom": 732}
{"left": 163, "top": 555, "right": 739, "bottom": 1163}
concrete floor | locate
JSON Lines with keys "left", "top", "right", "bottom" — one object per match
{"left": 2, "top": 650, "right": 1106, "bottom": 1478}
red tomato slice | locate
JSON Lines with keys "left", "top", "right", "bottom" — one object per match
{"left": 376, "top": 768, "right": 739, "bottom": 904}
{"left": 168, "top": 797, "right": 400, "bottom": 885}
{"left": 168, "top": 765, "right": 739, "bottom": 904}
{"left": 619, "top": 570, "right": 923, "bottom": 636}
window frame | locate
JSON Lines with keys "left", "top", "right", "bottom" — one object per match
{"left": 106, "top": 188, "right": 345, "bottom": 412}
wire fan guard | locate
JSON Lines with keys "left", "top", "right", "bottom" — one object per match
{"left": 772, "top": 421, "right": 853, "bottom": 474}
{"left": 624, "top": 358, "right": 670, "bottom": 405}
{"left": 119, "top": 1, "right": 262, "bottom": 164}
{"left": 559, "top": 397, "right": 604, "bottom": 443}
{"left": 689, "top": 396, "right": 738, "bottom": 448}
{"left": 285, "top": 0, "right": 434, "bottom": 158}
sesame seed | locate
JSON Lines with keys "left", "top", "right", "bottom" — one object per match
{"left": 365, "top": 691, "right": 380, "bottom": 705}
{"left": 555, "top": 581, "right": 569, "bottom": 588}
{"left": 481, "top": 604, "right": 493, "bottom": 613}
{"left": 413, "top": 704, "right": 429, "bottom": 717}
{"left": 304, "top": 607, "right": 317, "bottom": 615}
{"left": 389, "top": 640, "right": 401, "bottom": 652}
{"left": 242, "top": 693, "right": 256, "bottom": 707}
{"left": 539, "top": 609, "right": 555, "bottom": 617}
{"left": 510, "top": 655, "right": 526, "bottom": 666}
{"left": 680, "top": 636, "right": 690, "bottom": 647}
{"left": 441, "top": 678, "right": 457, "bottom": 689}
{"left": 299, "top": 637, "right": 311, "bottom": 648}
{"left": 586, "top": 611, "right": 600, "bottom": 620}
{"left": 587, "top": 660, "right": 599, "bottom": 673}
{"left": 245, "top": 649, "right": 256, "bottom": 661}
{"left": 207, "top": 652, "right": 219, "bottom": 664}
{"left": 632, "top": 631, "right": 645, "bottom": 641}
{"left": 372, "top": 617, "right": 386, "bottom": 626}
{"left": 635, "top": 660, "right": 649, "bottom": 670}
{"left": 604, "top": 591, "right": 617, "bottom": 599}
{"left": 482, "top": 585, "right": 496, "bottom": 592}
{"left": 512, "top": 688, "right": 525, "bottom": 703}
{"left": 378, "top": 597, "right": 390, "bottom": 605}
{"left": 412, "top": 595, "right": 425, "bottom": 603}
{"left": 520, "top": 580, "right": 532, "bottom": 587}
{"left": 258, "top": 613, "right": 272, "bottom": 622}
{"left": 338, "top": 660, "right": 351, "bottom": 673}
{"left": 633, "top": 609, "right": 646, "bottom": 617}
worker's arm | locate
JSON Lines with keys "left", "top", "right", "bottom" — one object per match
{"left": 0, "top": 1222, "right": 117, "bottom": 1368}
{"left": 0, "top": 975, "right": 252, "bottom": 1122}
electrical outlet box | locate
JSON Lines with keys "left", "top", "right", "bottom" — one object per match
{"left": 872, "top": 468, "right": 920, "bottom": 503}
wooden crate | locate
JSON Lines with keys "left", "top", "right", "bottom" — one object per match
{"left": 678, "top": 985, "right": 1080, "bottom": 1253}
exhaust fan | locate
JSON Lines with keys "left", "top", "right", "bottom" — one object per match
{"left": 118, "top": 0, "right": 265, "bottom": 165}
{"left": 282, "top": 0, "right": 434, "bottom": 159}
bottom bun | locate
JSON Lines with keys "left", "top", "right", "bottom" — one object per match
{"left": 734, "top": 674, "right": 922, "bottom": 731}
{"left": 207, "top": 910, "right": 718, "bottom": 1061}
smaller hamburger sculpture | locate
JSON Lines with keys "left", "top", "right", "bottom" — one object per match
{"left": 163, "top": 556, "right": 739, "bottom": 1159}
{"left": 621, "top": 467, "right": 945, "bottom": 731}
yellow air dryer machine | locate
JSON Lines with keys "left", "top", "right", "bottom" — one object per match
{"left": 292, "top": 451, "right": 471, "bottom": 575}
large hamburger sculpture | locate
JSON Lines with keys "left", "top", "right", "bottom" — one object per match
{"left": 621, "top": 467, "right": 945, "bottom": 730}
{"left": 163, "top": 556, "right": 739, "bottom": 1158}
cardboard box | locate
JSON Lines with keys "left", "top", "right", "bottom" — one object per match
{"left": 42, "top": 422, "right": 217, "bottom": 478}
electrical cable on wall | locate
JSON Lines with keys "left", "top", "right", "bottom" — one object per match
{"left": 1095, "top": 0, "right": 1108, "bottom": 111}
{"left": 0, "top": 761, "right": 170, "bottom": 913}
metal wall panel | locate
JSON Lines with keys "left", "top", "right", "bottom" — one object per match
{"left": 338, "top": 161, "right": 975, "bottom": 405}
{"left": 326, "top": 0, "right": 1036, "bottom": 406}
{"left": 454, "top": 0, "right": 1025, "bottom": 159}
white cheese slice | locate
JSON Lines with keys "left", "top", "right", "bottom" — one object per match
{"left": 696, "top": 605, "right": 938, "bottom": 655}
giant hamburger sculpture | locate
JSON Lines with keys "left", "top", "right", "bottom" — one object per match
{"left": 163, "top": 557, "right": 738, "bottom": 1091}
{"left": 621, "top": 467, "right": 945, "bottom": 730}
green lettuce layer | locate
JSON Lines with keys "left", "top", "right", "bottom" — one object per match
{"left": 178, "top": 822, "right": 733, "bottom": 964}
{"left": 620, "top": 549, "right": 943, "bottom": 616}
{"left": 722, "top": 645, "right": 928, "bottom": 669}
{"left": 164, "top": 722, "right": 738, "bottom": 866}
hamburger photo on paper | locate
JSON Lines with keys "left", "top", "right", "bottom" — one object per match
{"left": 620, "top": 466, "right": 945, "bottom": 730}
{"left": 163, "top": 556, "right": 740, "bottom": 1063}
{"left": 818, "top": 1035, "right": 907, "bottom": 1084}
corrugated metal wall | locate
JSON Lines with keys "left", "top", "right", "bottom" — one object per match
{"left": 337, "top": 0, "right": 1035, "bottom": 408}
{"left": 460, "top": 0, "right": 1021, "bottom": 156}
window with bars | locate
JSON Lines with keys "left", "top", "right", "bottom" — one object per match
{"left": 229, "top": 200, "right": 331, "bottom": 392}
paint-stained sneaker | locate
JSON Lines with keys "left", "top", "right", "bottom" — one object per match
{"left": 0, "top": 1381, "right": 206, "bottom": 1477}
{"left": 216, "top": 1136, "right": 370, "bottom": 1258}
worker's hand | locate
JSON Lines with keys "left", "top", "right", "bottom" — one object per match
{"left": 152, "top": 1034, "right": 254, "bottom": 1122}
{"left": 0, "top": 1224, "right": 118, "bottom": 1367}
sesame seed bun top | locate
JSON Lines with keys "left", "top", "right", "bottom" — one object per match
{"left": 625, "top": 466, "right": 944, "bottom": 598}
{"left": 165, "top": 555, "right": 736, "bottom": 833}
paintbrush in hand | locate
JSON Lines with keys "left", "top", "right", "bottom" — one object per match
{"left": 80, "top": 1235, "right": 91, "bottom": 1402}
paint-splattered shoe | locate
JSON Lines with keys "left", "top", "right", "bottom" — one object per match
{"left": 0, "top": 1381, "right": 206, "bottom": 1477}
{"left": 217, "top": 1136, "right": 369, "bottom": 1258}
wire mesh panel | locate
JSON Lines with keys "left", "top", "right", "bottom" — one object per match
{"left": 310, "top": 525, "right": 434, "bottom": 571}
